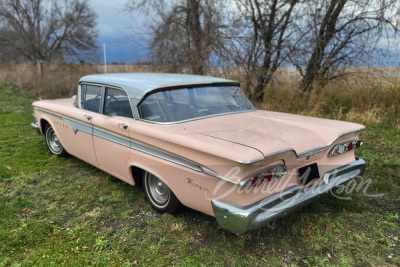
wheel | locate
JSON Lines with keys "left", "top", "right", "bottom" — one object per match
{"left": 45, "top": 124, "right": 69, "bottom": 157}
{"left": 142, "top": 171, "right": 183, "bottom": 214}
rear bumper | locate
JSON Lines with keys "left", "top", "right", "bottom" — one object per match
{"left": 211, "top": 158, "right": 366, "bottom": 234}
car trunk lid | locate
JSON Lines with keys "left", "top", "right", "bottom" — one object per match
{"left": 184, "top": 110, "right": 364, "bottom": 159}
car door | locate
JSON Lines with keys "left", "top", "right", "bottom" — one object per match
{"left": 91, "top": 86, "right": 134, "bottom": 183}
{"left": 56, "top": 84, "right": 101, "bottom": 166}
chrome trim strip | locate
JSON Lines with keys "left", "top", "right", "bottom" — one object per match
{"left": 34, "top": 108, "right": 238, "bottom": 184}
{"left": 236, "top": 128, "right": 365, "bottom": 165}
{"left": 35, "top": 108, "right": 92, "bottom": 135}
{"left": 138, "top": 109, "right": 257, "bottom": 125}
{"left": 201, "top": 167, "right": 240, "bottom": 185}
{"left": 93, "top": 127, "right": 131, "bottom": 148}
{"left": 35, "top": 108, "right": 63, "bottom": 120}
{"left": 31, "top": 122, "right": 40, "bottom": 134}
{"left": 64, "top": 118, "right": 92, "bottom": 135}
{"left": 129, "top": 140, "right": 203, "bottom": 173}
{"left": 212, "top": 158, "right": 366, "bottom": 234}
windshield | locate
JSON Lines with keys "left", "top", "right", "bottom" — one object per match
{"left": 138, "top": 86, "right": 256, "bottom": 123}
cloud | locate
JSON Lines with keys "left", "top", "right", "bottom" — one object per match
{"left": 89, "top": 0, "right": 133, "bottom": 38}
{"left": 88, "top": 0, "right": 149, "bottom": 62}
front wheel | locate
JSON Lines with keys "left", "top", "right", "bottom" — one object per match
{"left": 45, "top": 124, "right": 69, "bottom": 157}
{"left": 142, "top": 171, "right": 183, "bottom": 214}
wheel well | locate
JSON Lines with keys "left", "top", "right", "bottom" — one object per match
{"left": 40, "top": 119, "right": 49, "bottom": 134}
{"left": 131, "top": 166, "right": 144, "bottom": 186}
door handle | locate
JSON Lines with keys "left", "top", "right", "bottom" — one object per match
{"left": 118, "top": 123, "right": 128, "bottom": 129}
{"left": 84, "top": 114, "right": 92, "bottom": 120}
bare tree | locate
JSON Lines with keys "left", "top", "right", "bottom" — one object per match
{"left": 128, "top": 0, "right": 301, "bottom": 99}
{"left": 228, "top": 0, "right": 300, "bottom": 101}
{"left": 127, "top": 0, "right": 399, "bottom": 99}
{"left": 127, "top": 0, "right": 223, "bottom": 75}
{"left": 293, "top": 0, "right": 400, "bottom": 93}
{"left": 0, "top": 0, "right": 98, "bottom": 65}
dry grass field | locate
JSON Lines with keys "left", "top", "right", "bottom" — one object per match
{"left": 0, "top": 62, "right": 399, "bottom": 126}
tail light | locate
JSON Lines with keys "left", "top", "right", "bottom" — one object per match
{"left": 251, "top": 176, "right": 261, "bottom": 187}
{"left": 240, "top": 165, "right": 287, "bottom": 188}
{"left": 356, "top": 140, "right": 362, "bottom": 148}
{"left": 330, "top": 139, "right": 363, "bottom": 157}
{"left": 347, "top": 142, "right": 353, "bottom": 151}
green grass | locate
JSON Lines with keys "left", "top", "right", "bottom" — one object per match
{"left": 0, "top": 87, "right": 399, "bottom": 266}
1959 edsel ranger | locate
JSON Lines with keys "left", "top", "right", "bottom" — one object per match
{"left": 31, "top": 73, "right": 366, "bottom": 234}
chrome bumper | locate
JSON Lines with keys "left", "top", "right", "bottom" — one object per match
{"left": 31, "top": 112, "right": 40, "bottom": 134}
{"left": 211, "top": 158, "right": 366, "bottom": 234}
{"left": 31, "top": 122, "right": 40, "bottom": 134}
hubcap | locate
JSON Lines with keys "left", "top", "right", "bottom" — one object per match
{"left": 47, "top": 128, "right": 62, "bottom": 153}
{"left": 147, "top": 173, "right": 169, "bottom": 206}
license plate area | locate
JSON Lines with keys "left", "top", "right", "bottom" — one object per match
{"left": 298, "top": 163, "right": 320, "bottom": 186}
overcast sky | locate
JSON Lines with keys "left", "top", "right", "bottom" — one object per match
{"left": 88, "top": 0, "right": 148, "bottom": 63}
{"left": 88, "top": 0, "right": 399, "bottom": 65}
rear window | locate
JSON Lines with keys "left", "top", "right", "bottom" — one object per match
{"left": 138, "top": 86, "right": 255, "bottom": 123}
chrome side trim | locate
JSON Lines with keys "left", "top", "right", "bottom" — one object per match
{"left": 138, "top": 109, "right": 257, "bottom": 125}
{"left": 64, "top": 118, "right": 92, "bottom": 135}
{"left": 93, "top": 127, "right": 131, "bottom": 148}
{"left": 201, "top": 167, "right": 240, "bottom": 185}
{"left": 236, "top": 128, "right": 365, "bottom": 165}
{"left": 35, "top": 108, "right": 92, "bottom": 135}
{"left": 129, "top": 140, "right": 203, "bottom": 172}
{"left": 35, "top": 108, "right": 63, "bottom": 120}
{"left": 34, "top": 108, "right": 238, "bottom": 184}
{"left": 212, "top": 158, "right": 366, "bottom": 234}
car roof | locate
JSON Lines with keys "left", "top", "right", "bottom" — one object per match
{"left": 79, "top": 73, "right": 238, "bottom": 99}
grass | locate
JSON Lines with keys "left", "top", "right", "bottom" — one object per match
{"left": 0, "top": 86, "right": 399, "bottom": 266}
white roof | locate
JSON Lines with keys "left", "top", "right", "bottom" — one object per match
{"left": 79, "top": 73, "right": 238, "bottom": 99}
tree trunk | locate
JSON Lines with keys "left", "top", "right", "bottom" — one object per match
{"left": 300, "top": 0, "right": 347, "bottom": 93}
{"left": 186, "top": 0, "right": 204, "bottom": 75}
{"left": 252, "top": 64, "right": 272, "bottom": 102}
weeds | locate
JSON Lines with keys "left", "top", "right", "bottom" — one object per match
{"left": 303, "top": 255, "right": 328, "bottom": 266}
{"left": 0, "top": 62, "right": 154, "bottom": 99}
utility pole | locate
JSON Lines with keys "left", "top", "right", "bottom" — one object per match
{"left": 103, "top": 42, "right": 107, "bottom": 73}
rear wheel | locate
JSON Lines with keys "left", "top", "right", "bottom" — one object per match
{"left": 142, "top": 171, "right": 182, "bottom": 214}
{"left": 45, "top": 124, "right": 69, "bottom": 157}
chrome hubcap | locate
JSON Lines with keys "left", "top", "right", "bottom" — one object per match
{"left": 48, "top": 128, "right": 61, "bottom": 153}
{"left": 147, "top": 173, "right": 169, "bottom": 206}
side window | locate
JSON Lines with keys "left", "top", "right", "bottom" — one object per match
{"left": 104, "top": 88, "right": 133, "bottom": 118}
{"left": 82, "top": 85, "right": 102, "bottom": 113}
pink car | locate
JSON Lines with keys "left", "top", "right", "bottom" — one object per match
{"left": 31, "top": 73, "right": 365, "bottom": 234}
